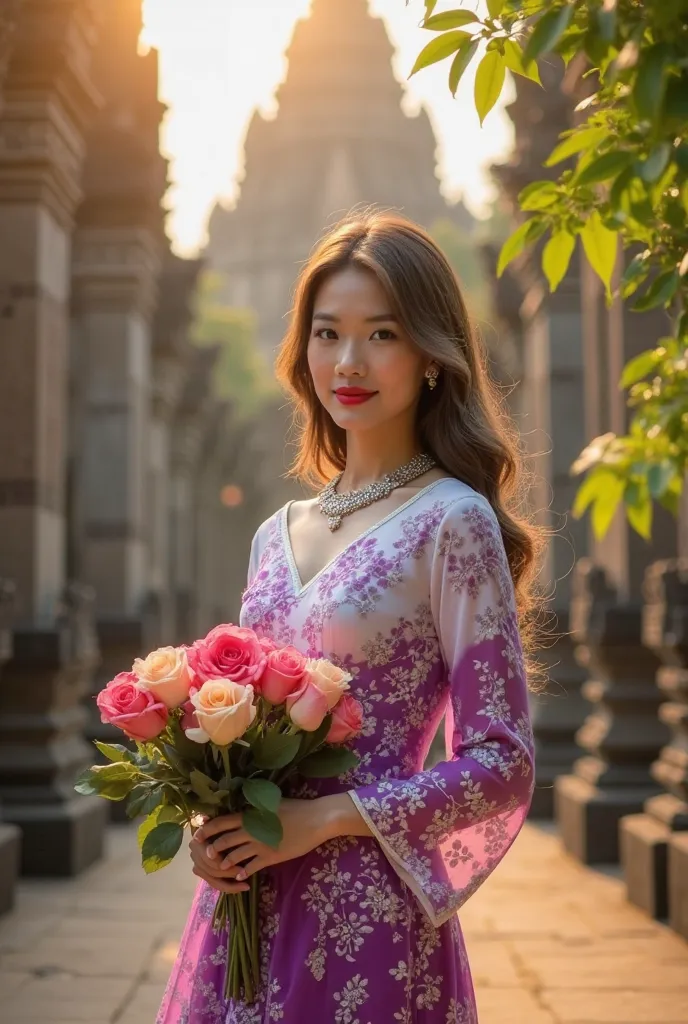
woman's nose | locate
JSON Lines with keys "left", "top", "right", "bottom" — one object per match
{"left": 335, "top": 338, "right": 366, "bottom": 375}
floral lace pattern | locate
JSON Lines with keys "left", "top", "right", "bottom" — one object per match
{"left": 157, "top": 479, "right": 534, "bottom": 1023}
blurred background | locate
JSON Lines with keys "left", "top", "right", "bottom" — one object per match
{"left": 0, "top": 0, "right": 686, "bottom": 1009}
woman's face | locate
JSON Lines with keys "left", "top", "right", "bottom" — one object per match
{"left": 307, "top": 266, "right": 430, "bottom": 434}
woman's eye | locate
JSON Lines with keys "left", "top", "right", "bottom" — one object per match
{"left": 314, "top": 328, "right": 338, "bottom": 340}
{"left": 372, "top": 329, "right": 397, "bottom": 341}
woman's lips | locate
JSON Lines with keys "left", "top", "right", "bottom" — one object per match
{"left": 334, "top": 390, "right": 377, "bottom": 406}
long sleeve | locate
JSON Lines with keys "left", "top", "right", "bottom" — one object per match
{"left": 349, "top": 496, "right": 535, "bottom": 927}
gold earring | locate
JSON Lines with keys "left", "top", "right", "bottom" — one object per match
{"left": 425, "top": 367, "right": 439, "bottom": 390}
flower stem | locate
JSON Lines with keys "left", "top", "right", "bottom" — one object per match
{"left": 235, "top": 893, "right": 254, "bottom": 1003}
{"left": 250, "top": 874, "right": 259, "bottom": 982}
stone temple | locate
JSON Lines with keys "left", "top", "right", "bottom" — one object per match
{"left": 205, "top": 0, "right": 452, "bottom": 358}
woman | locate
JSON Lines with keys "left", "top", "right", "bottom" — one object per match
{"left": 157, "top": 212, "right": 539, "bottom": 1023}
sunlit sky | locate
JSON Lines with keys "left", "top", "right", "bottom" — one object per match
{"left": 141, "top": 0, "right": 515, "bottom": 255}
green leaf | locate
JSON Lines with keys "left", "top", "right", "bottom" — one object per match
{"left": 624, "top": 483, "right": 652, "bottom": 540}
{"left": 296, "top": 715, "right": 332, "bottom": 761}
{"left": 424, "top": 0, "right": 439, "bottom": 16}
{"left": 91, "top": 761, "right": 137, "bottom": 782}
{"left": 523, "top": 5, "right": 574, "bottom": 67}
{"left": 620, "top": 251, "right": 650, "bottom": 299}
{"left": 424, "top": 10, "right": 479, "bottom": 30}
{"left": 242, "top": 808, "right": 283, "bottom": 850}
{"left": 632, "top": 270, "right": 680, "bottom": 312}
{"left": 298, "top": 747, "right": 360, "bottom": 779}
{"left": 496, "top": 218, "right": 546, "bottom": 277}
{"left": 590, "top": 472, "right": 625, "bottom": 539}
{"left": 580, "top": 212, "right": 617, "bottom": 302}
{"left": 576, "top": 150, "right": 634, "bottom": 186}
{"left": 545, "top": 126, "right": 608, "bottom": 167}
{"left": 518, "top": 180, "right": 558, "bottom": 210}
{"left": 93, "top": 741, "right": 135, "bottom": 764}
{"left": 633, "top": 43, "right": 670, "bottom": 122}
{"left": 126, "top": 783, "right": 165, "bottom": 820}
{"left": 648, "top": 463, "right": 675, "bottom": 501}
{"left": 242, "top": 778, "right": 282, "bottom": 815}
{"left": 74, "top": 768, "right": 98, "bottom": 797}
{"left": 449, "top": 38, "right": 479, "bottom": 96}
{"left": 486, "top": 0, "right": 503, "bottom": 17}
{"left": 542, "top": 230, "right": 576, "bottom": 291}
{"left": 620, "top": 349, "right": 663, "bottom": 390}
{"left": 502, "top": 38, "right": 541, "bottom": 85}
{"left": 189, "top": 768, "right": 221, "bottom": 805}
{"left": 252, "top": 731, "right": 301, "bottom": 770}
{"left": 637, "top": 143, "right": 672, "bottom": 184}
{"left": 474, "top": 49, "right": 506, "bottom": 125}
{"left": 141, "top": 821, "right": 184, "bottom": 874}
{"left": 410, "top": 31, "right": 471, "bottom": 77}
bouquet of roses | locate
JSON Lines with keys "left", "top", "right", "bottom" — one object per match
{"left": 75, "top": 624, "right": 363, "bottom": 1003}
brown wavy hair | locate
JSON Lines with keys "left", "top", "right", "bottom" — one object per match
{"left": 275, "top": 211, "right": 545, "bottom": 680}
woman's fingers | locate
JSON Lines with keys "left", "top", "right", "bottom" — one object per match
{"left": 220, "top": 842, "right": 256, "bottom": 870}
{"left": 194, "top": 815, "right": 242, "bottom": 843}
{"left": 208, "top": 830, "right": 250, "bottom": 859}
{"left": 192, "top": 866, "right": 249, "bottom": 894}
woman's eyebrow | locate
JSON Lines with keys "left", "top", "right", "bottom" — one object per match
{"left": 311, "top": 312, "right": 397, "bottom": 322}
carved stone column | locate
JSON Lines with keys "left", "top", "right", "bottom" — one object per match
{"left": 556, "top": 561, "right": 669, "bottom": 862}
{"left": 69, "top": 0, "right": 166, "bottom": 693}
{"left": 0, "top": 0, "right": 106, "bottom": 875}
{"left": 621, "top": 561, "right": 688, "bottom": 928}
{"left": 0, "top": 579, "right": 21, "bottom": 912}
{"left": 489, "top": 62, "right": 589, "bottom": 817}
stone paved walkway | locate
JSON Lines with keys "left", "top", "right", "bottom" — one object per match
{"left": 0, "top": 822, "right": 687, "bottom": 1023}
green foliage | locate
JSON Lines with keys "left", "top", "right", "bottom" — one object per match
{"left": 191, "top": 271, "right": 278, "bottom": 420}
{"left": 141, "top": 821, "right": 185, "bottom": 874}
{"left": 251, "top": 730, "right": 301, "bottom": 770}
{"left": 242, "top": 807, "right": 283, "bottom": 849}
{"left": 242, "top": 778, "right": 282, "bottom": 815}
{"left": 409, "top": 0, "right": 688, "bottom": 539}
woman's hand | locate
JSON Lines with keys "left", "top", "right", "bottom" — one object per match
{"left": 192, "top": 794, "right": 369, "bottom": 881}
{"left": 188, "top": 833, "right": 250, "bottom": 894}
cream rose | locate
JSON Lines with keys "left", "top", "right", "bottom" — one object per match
{"left": 132, "top": 646, "right": 193, "bottom": 709}
{"left": 304, "top": 658, "right": 351, "bottom": 710}
{"left": 187, "top": 678, "right": 257, "bottom": 746}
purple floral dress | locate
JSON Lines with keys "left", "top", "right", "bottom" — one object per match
{"left": 157, "top": 478, "right": 535, "bottom": 1024}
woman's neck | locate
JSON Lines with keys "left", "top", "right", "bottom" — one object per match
{"left": 339, "top": 430, "right": 423, "bottom": 492}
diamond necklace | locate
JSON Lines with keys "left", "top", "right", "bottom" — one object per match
{"left": 317, "top": 452, "right": 437, "bottom": 531}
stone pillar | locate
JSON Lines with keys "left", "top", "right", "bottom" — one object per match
{"left": 620, "top": 560, "right": 688, "bottom": 928}
{"left": 555, "top": 260, "right": 679, "bottom": 863}
{"left": 69, "top": 0, "right": 166, "bottom": 688}
{"left": 490, "top": 61, "right": 590, "bottom": 818}
{"left": 150, "top": 253, "right": 202, "bottom": 645}
{"left": 0, "top": 0, "right": 106, "bottom": 875}
{"left": 0, "top": 579, "right": 21, "bottom": 912}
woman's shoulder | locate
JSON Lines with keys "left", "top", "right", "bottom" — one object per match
{"left": 429, "top": 476, "right": 496, "bottom": 515}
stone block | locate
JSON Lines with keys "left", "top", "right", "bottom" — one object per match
{"left": 668, "top": 832, "right": 688, "bottom": 941}
{"left": 620, "top": 812, "right": 669, "bottom": 919}
{"left": 0, "top": 822, "right": 21, "bottom": 914}
{"left": 555, "top": 773, "right": 650, "bottom": 864}
{"left": 9, "top": 796, "right": 107, "bottom": 877}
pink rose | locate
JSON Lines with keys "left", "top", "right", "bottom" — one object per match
{"left": 189, "top": 624, "right": 267, "bottom": 686}
{"left": 326, "top": 694, "right": 364, "bottom": 744}
{"left": 286, "top": 677, "right": 329, "bottom": 732}
{"left": 304, "top": 658, "right": 352, "bottom": 710}
{"left": 96, "top": 671, "right": 168, "bottom": 742}
{"left": 259, "top": 645, "right": 307, "bottom": 704}
{"left": 258, "top": 636, "right": 278, "bottom": 655}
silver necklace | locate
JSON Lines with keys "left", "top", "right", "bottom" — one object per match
{"left": 317, "top": 452, "right": 436, "bottom": 531}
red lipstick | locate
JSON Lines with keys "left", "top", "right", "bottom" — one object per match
{"left": 334, "top": 387, "right": 378, "bottom": 406}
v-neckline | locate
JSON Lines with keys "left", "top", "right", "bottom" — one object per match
{"left": 280, "top": 477, "right": 451, "bottom": 597}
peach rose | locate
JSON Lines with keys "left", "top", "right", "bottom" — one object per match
{"left": 189, "top": 624, "right": 266, "bottom": 686}
{"left": 326, "top": 694, "right": 364, "bottom": 744}
{"left": 304, "top": 658, "right": 352, "bottom": 710}
{"left": 132, "top": 646, "right": 192, "bottom": 709}
{"left": 259, "top": 645, "right": 307, "bottom": 705}
{"left": 285, "top": 677, "right": 329, "bottom": 732}
{"left": 96, "top": 672, "right": 168, "bottom": 741}
{"left": 186, "top": 678, "right": 257, "bottom": 746}
{"left": 258, "top": 636, "right": 278, "bottom": 656}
